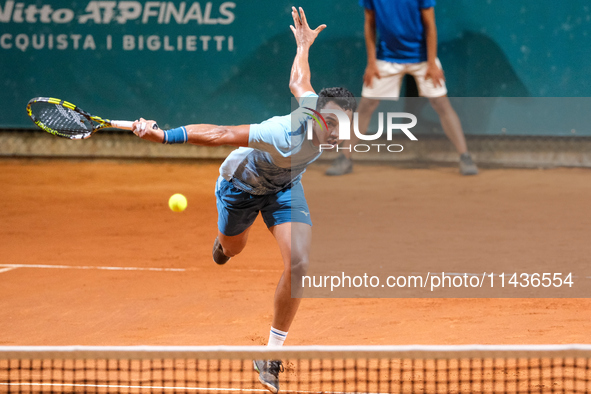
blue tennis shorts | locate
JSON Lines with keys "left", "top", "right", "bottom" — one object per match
{"left": 215, "top": 177, "right": 312, "bottom": 236}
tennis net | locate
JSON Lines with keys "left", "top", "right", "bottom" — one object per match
{"left": 1, "top": 345, "right": 590, "bottom": 393}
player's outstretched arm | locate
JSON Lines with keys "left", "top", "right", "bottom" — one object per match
{"left": 132, "top": 118, "right": 250, "bottom": 147}
{"left": 288, "top": 6, "right": 326, "bottom": 98}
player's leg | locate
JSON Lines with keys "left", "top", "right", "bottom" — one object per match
{"left": 268, "top": 221, "right": 311, "bottom": 331}
{"left": 411, "top": 59, "right": 478, "bottom": 175}
{"left": 216, "top": 228, "right": 251, "bottom": 257}
{"left": 326, "top": 60, "right": 403, "bottom": 176}
{"left": 260, "top": 182, "right": 313, "bottom": 336}
{"left": 253, "top": 222, "right": 310, "bottom": 394}
{"left": 213, "top": 176, "right": 261, "bottom": 264}
{"left": 253, "top": 183, "right": 312, "bottom": 393}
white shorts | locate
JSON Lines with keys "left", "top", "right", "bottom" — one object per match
{"left": 361, "top": 58, "right": 448, "bottom": 99}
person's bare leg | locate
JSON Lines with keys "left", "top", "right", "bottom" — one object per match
{"left": 268, "top": 222, "right": 311, "bottom": 331}
{"left": 429, "top": 95, "right": 478, "bottom": 175}
{"left": 251, "top": 222, "right": 311, "bottom": 392}
{"left": 428, "top": 95, "right": 467, "bottom": 154}
{"left": 213, "top": 228, "right": 251, "bottom": 265}
{"left": 343, "top": 97, "right": 381, "bottom": 159}
{"left": 218, "top": 228, "right": 251, "bottom": 257}
{"left": 326, "top": 98, "right": 380, "bottom": 176}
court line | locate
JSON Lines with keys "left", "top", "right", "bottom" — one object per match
{"left": 0, "top": 264, "right": 186, "bottom": 272}
{"left": 0, "top": 382, "right": 363, "bottom": 394}
{"left": 0, "top": 265, "right": 587, "bottom": 277}
{"left": 0, "top": 264, "right": 281, "bottom": 274}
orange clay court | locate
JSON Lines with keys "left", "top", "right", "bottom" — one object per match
{"left": 0, "top": 159, "right": 590, "bottom": 346}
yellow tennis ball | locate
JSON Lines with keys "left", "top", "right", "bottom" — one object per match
{"left": 168, "top": 193, "right": 187, "bottom": 212}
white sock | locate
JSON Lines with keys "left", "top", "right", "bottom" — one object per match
{"left": 267, "top": 327, "right": 288, "bottom": 347}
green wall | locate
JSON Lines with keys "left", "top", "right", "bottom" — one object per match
{"left": 1, "top": 1, "right": 590, "bottom": 134}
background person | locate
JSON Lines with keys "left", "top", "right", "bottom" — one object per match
{"left": 326, "top": 0, "right": 478, "bottom": 176}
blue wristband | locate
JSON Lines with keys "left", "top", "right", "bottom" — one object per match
{"left": 162, "top": 126, "right": 188, "bottom": 144}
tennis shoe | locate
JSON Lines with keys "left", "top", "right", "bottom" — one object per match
{"left": 212, "top": 237, "right": 230, "bottom": 265}
{"left": 325, "top": 154, "right": 353, "bottom": 176}
{"left": 459, "top": 152, "right": 479, "bottom": 176}
{"left": 253, "top": 359, "right": 284, "bottom": 393}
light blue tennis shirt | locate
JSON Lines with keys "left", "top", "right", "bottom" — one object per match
{"left": 219, "top": 92, "right": 321, "bottom": 195}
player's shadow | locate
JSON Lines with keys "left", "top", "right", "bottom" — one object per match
{"left": 440, "top": 30, "right": 529, "bottom": 97}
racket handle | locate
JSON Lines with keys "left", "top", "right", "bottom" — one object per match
{"left": 111, "top": 120, "right": 134, "bottom": 130}
{"left": 111, "top": 121, "right": 160, "bottom": 131}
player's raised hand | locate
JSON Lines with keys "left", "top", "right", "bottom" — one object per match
{"left": 290, "top": 7, "right": 326, "bottom": 48}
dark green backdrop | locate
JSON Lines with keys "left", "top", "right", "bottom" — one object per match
{"left": 1, "top": 0, "right": 590, "bottom": 134}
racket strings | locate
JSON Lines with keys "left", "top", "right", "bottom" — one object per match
{"left": 31, "top": 102, "right": 94, "bottom": 136}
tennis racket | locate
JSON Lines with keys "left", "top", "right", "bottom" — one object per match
{"left": 26, "top": 97, "right": 158, "bottom": 140}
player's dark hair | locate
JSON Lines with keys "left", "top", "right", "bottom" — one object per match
{"left": 317, "top": 87, "right": 357, "bottom": 112}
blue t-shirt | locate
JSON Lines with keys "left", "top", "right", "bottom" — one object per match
{"left": 219, "top": 92, "right": 321, "bottom": 196}
{"left": 360, "top": 0, "right": 436, "bottom": 63}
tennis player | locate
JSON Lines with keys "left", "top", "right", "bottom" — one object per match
{"left": 132, "top": 7, "right": 355, "bottom": 393}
